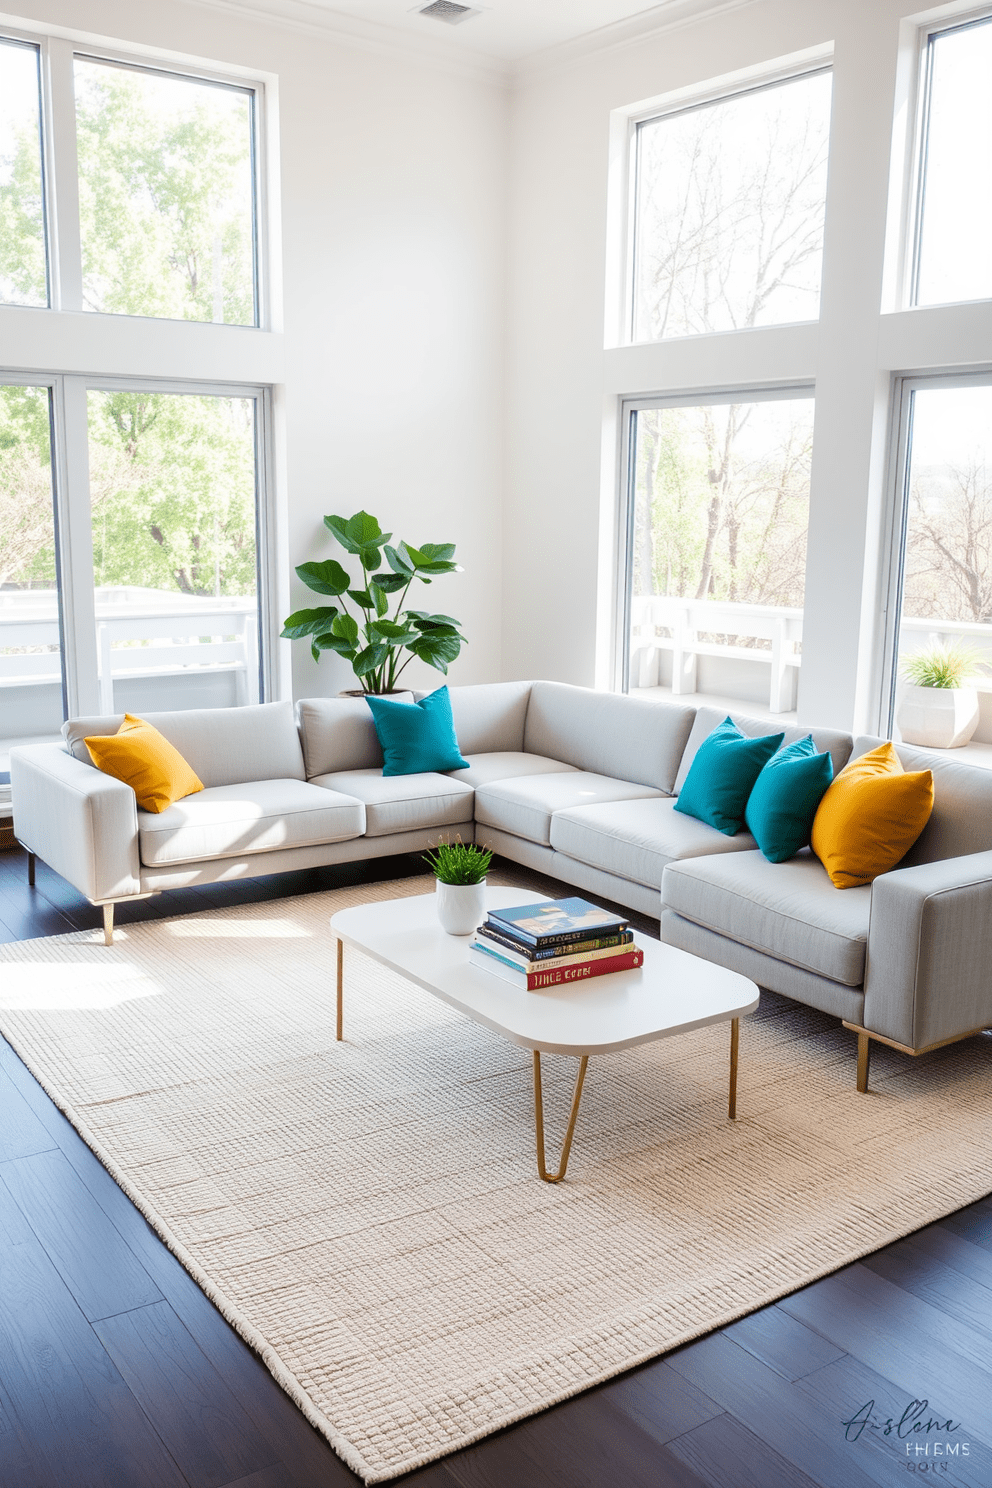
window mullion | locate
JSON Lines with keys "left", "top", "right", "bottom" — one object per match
{"left": 44, "top": 38, "right": 83, "bottom": 314}
{"left": 54, "top": 377, "right": 99, "bottom": 714}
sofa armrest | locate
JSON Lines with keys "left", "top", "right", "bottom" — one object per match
{"left": 863, "top": 851, "right": 992, "bottom": 1050}
{"left": 10, "top": 745, "right": 141, "bottom": 902}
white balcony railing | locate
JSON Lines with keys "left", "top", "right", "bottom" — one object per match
{"left": 630, "top": 596, "right": 803, "bottom": 713}
{"left": 630, "top": 596, "right": 992, "bottom": 716}
{"left": 0, "top": 586, "right": 259, "bottom": 712}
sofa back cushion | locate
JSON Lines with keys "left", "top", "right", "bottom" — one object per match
{"left": 675, "top": 707, "right": 853, "bottom": 794}
{"left": 444, "top": 681, "right": 532, "bottom": 756}
{"left": 64, "top": 702, "right": 305, "bottom": 788}
{"left": 297, "top": 695, "right": 408, "bottom": 777}
{"left": 852, "top": 734, "right": 992, "bottom": 865}
{"left": 523, "top": 682, "right": 695, "bottom": 794}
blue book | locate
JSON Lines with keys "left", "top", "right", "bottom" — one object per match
{"left": 486, "top": 897, "right": 627, "bottom": 949}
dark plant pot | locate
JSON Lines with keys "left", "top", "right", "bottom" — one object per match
{"left": 337, "top": 689, "right": 406, "bottom": 698}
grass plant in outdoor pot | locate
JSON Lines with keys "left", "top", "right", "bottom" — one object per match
{"left": 424, "top": 840, "right": 492, "bottom": 937}
{"left": 896, "top": 641, "right": 984, "bottom": 749}
{"left": 281, "top": 511, "right": 466, "bottom": 695}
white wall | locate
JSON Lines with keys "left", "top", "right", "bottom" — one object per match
{"left": 503, "top": 0, "right": 992, "bottom": 734}
{"left": 0, "top": 0, "right": 508, "bottom": 701}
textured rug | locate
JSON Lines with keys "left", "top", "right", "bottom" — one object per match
{"left": 0, "top": 872, "right": 990, "bottom": 1483}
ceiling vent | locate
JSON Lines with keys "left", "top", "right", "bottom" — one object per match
{"left": 418, "top": 1, "right": 476, "bottom": 24}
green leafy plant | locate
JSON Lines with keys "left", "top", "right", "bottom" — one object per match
{"left": 281, "top": 511, "right": 466, "bottom": 694}
{"left": 423, "top": 840, "right": 492, "bottom": 886}
{"left": 901, "top": 641, "right": 983, "bottom": 689}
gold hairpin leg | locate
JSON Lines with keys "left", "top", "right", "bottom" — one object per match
{"left": 729, "top": 1016, "right": 739, "bottom": 1120}
{"left": 336, "top": 939, "right": 344, "bottom": 1041}
{"left": 533, "top": 1051, "right": 589, "bottom": 1184}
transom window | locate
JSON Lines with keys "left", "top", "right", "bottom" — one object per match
{"left": 0, "top": 33, "right": 263, "bottom": 324}
{"left": 630, "top": 69, "right": 832, "bottom": 342}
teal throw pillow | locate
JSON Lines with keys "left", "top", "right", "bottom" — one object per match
{"left": 674, "top": 717, "right": 784, "bottom": 836}
{"left": 745, "top": 734, "right": 834, "bottom": 863}
{"left": 366, "top": 686, "right": 469, "bottom": 777}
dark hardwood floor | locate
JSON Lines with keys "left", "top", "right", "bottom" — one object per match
{"left": 1, "top": 843, "right": 990, "bottom": 1488}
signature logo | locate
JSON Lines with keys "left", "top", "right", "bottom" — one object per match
{"left": 842, "top": 1400, "right": 961, "bottom": 1443}
{"left": 842, "top": 1400, "right": 971, "bottom": 1467}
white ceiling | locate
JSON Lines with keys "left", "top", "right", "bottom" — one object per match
{"left": 281, "top": 0, "right": 686, "bottom": 64}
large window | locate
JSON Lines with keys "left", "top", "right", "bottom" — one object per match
{"left": 913, "top": 17, "right": 992, "bottom": 308}
{"left": 0, "top": 40, "right": 47, "bottom": 307}
{"left": 620, "top": 391, "right": 813, "bottom": 713}
{"left": 0, "top": 378, "right": 268, "bottom": 752}
{"left": 630, "top": 70, "right": 832, "bottom": 342}
{"left": 884, "top": 378, "right": 992, "bottom": 734}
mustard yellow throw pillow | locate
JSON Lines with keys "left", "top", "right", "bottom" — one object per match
{"left": 811, "top": 741, "right": 933, "bottom": 889}
{"left": 85, "top": 714, "right": 204, "bottom": 814}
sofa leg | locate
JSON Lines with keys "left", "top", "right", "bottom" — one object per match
{"left": 856, "top": 1031, "right": 871, "bottom": 1094}
{"left": 103, "top": 903, "right": 115, "bottom": 946}
{"left": 27, "top": 851, "right": 35, "bottom": 887}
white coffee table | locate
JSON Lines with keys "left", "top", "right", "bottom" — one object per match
{"left": 330, "top": 888, "right": 758, "bottom": 1183}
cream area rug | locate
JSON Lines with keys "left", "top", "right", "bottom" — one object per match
{"left": 1, "top": 873, "right": 991, "bottom": 1483}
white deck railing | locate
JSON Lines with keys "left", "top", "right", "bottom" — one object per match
{"left": 630, "top": 596, "right": 804, "bottom": 713}
{"left": 0, "top": 586, "right": 259, "bottom": 711}
{"left": 630, "top": 597, "right": 992, "bottom": 715}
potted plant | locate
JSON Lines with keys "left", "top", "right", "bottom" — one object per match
{"left": 281, "top": 511, "right": 466, "bottom": 695}
{"left": 896, "top": 641, "right": 983, "bottom": 749}
{"left": 423, "top": 840, "right": 492, "bottom": 936}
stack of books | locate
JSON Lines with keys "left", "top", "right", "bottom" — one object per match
{"left": 469, "top": 896, "right": 642, "bottom": 989}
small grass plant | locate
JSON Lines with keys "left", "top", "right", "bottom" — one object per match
{"left": 423, "top": 840, "right": 492, "bottom": 886}
{"left": 901, "top": 641, "right": 983, "bottom": 690}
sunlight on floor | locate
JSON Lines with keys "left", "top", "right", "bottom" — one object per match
{"left": 0, "top": 960, "right": 161, "bottom": 1010}
{"left": 165, "top": 918, "right": 314, "bottom": 938}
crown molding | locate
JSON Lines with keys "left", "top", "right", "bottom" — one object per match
{"left": 514, "top": 0, "right": 763, "bottom": 83}
{"left": 175, "top": 0, "right": 511, "bottom": 86}
{"left": 170, "top": 0, "right": 762, "bottom": 87}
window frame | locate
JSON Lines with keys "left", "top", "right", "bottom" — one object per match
{"left": 0, "top": 24, "right": 270, "bottom": 328}
{"left": 624, "top": 62, "right": 833, "bottom": 347}
{"left": 906, "top": 9, "right": 992, "bottom": 311}
{"left": 0, "top": 33, "right": 52, "bottom": 310}
{"left": 877, "top": 366, "right": 992, "bottom": 737}
{"left": 2, "top": 369, "right": 275, "bottom": 719}
{"left": 614, "top": 381, "right": 816, "bottom": 694}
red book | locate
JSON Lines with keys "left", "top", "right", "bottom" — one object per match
{"left": 469, "top": 945, "right": 643, "bottom": 990}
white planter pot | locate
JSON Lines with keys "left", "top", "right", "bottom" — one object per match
{"left": 435, "top": 879, "right": 487, "bottom": 936}
{"left": 896, "top": 685, "right": 980, "bottom": 749}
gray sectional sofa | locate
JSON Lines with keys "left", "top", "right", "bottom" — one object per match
{"left": 11, "top": 680, "right": 992, "bottom": 1090}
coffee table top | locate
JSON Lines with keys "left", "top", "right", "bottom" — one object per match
{"left": 331, "top": 888, "right": 758, "bottom": 1055}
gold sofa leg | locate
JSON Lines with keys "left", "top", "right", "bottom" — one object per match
{"left": 103, "top": 903, "right": 115, "bottom": 946}
{"left": 856, "top": 1031, "right": 871, "bottom": 1093}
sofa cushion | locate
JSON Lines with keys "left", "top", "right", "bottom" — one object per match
{"left": 745, "top": 735, "right": 834, "bottom": 863}
{"left": 523, "top": 681, "right": 695, "bottom": 794}
{"left": 85, "top": 714, "right": 204, "bottom": 814}
{"left": 811, "top": 742, "right": 934, "bottom": 889}
{"left": 447, "top": 752, "right": 577, "bottom": 789}
{"left": 310, "top": 768, "right": 473, "bottom": 837}
{"left": 675, "top": 706, "right": 852, "bottom": 794}
{"left": 66, "top": 702, "right": 306, "bottom": 788}
{"left": 444, "top": 681, "right": 532, "bottom": 754}
{"left": 662, "top": 850, "right": 871, "bottom": 986}
{"left": 550, "top": 797, "right": 759, "bottom": 890}
{"left": 366, "top": 687, "right": 468, "bottom": 776}
{"left": 674, "top": 717, "right": 783, "bottom": 835}
{"left": 297, "top": 694, "right": 413, "bottom": 778}
{"left": 137, "top": 779, "right": 364, "bottom": 867}
{"left": 475, "top": 772, "right": 663, "bottom": 848}
{"left": 853, "top": 734, "right": 992, "bottom": 867}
